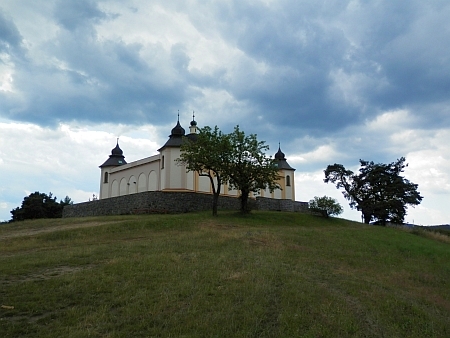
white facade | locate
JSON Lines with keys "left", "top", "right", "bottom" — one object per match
{"left": 99, "top": 119, "right": 296, "bottom": 201}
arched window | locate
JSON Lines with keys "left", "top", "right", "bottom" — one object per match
{"left": 286, "top": 175, "right": 291, "bottom": 186}
{"left": 161, "top": 155, "right": 165, "bottom": 169}
{"left": 104, "top": 172, "right": 108, "bottom": 183}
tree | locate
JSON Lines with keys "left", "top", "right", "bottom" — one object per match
{"left": 177, "top": 126, "right": 231, "bottom": 216}
{"left": 309, "top": 196, "right": 343, "bottom": 218}
{"left": 177, "top": 125, "right": 280, "bottom": 215}
{"left": 324, "top": 157, "right": 423, "bottom": 224}
{"left": 60, "top": 196, "right": 74, "bottom": 206}
{"left": 10, "top": 192, "right": 72, "bottom": 222}
{"left": 226, "top": 126, "right": 280, "bottom": 213}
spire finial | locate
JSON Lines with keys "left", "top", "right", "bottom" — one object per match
{"left": 177, "top": 110, "right": 180, "bottom": 122}
{"left": 117, "top": 137, "right": 119, "bottom": 145}
{"left": 192, "top": 110, "right": 195, "bottom": 121}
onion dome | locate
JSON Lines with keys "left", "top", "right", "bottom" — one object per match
{"left": 274, "top": 144, "right": 295, "bottom": 171}
{"left": 171, "top": 120, "right": 185, "bottom": 136}
{"left": 187, "top": 111, "right": 198, "bottom": 141}
{"left": 158, "top": 115, "right": 187, "bottom": 151}
{"left": 100, "top": 140, "right": 127, "bottom": 167}
{"left": 275, "top": 145, "right": 285, "bottom": 160}
{"left": 111, "top": 142, "right": 123, "bottom": 156}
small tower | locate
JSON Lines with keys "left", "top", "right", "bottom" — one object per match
{"left": 189, "top": 111, "right": 197, "bottom": 134}
{"left": 99, "top": 140, "right": 127, "bottom": 199}
{"left": 157, "top": 113, "right": 187, "bottom": 191}
{"left": 274, "top": 144, "right": 296, "bottom": 200}
{"left": 187, "top": 111, "right": 198, "bottom": 142}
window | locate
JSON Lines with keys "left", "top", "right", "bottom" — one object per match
{"left": 286, "top": 175, "right": 291, "bottom": 186}
{"left": 104, "top": 172, "right": 109, "bottom": 183}
{"left": 161, "top": 155, "right": 165, "bottom": 169}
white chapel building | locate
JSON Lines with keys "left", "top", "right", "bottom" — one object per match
{"left": 99, "top": 116, "right": 296, "bottom": 201}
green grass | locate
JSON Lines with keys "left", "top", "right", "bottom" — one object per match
{"left": 1, "top": 211, "right": 449, "bottom": 337}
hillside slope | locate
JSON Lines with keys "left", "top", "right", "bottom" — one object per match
{"left": 1, "top": 212, "right": 449, "bottom": 337}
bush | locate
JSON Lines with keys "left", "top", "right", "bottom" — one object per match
{"left": 309, "top": 196, "right": 343, "bottom": 218}
{"left": 10, "top": 192, "right": 73, "bottom": 222}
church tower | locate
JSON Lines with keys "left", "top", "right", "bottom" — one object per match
{"left": 188, "top": 111, "right": 198, "bottom": 136}
{"left": 157, "top": 113, "right": 188, "bottom": 191}
{"left": 99, "top": 141, "right": 127, "bottom": 199}
{"left": 274, "top": 145, "right": 296, "bottom": 200}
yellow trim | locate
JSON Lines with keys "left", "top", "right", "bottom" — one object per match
{"left": 161, "top": 188, "right": 194, "bottom": 192}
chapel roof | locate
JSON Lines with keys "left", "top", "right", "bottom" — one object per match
{"left": 274, "top": 145, "right": 295, "bottom": 171}
{"left": 100, "top": 141, "right": 127, "bottom": 167}
{"left": 158, "top": 115, "right": 187, "bottom": 151}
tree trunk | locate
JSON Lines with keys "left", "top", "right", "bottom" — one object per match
{"left": 209, "top": 173, "right": 220, "bottom": 217}
{"left": 212, "top": 192, "right": 219, "bottom": 217}
{"left": 362, "top": 211, "right": 371, "bottom": 224}
{"left": 240, "top": 190, "right": 250, "bottom": 214}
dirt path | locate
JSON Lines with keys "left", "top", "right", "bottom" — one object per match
{"left": 0, "top": 221, "right": 122, "bottom": 240}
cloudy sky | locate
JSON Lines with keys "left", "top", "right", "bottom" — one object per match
{"left": 1, "top": 0, "right": 449, "bottom": 224}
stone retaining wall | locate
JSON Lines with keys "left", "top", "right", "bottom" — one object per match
{"left": 62, "top": 191, "right": 309, "bottom": 218}
{"left": 255, "top": 196, "right": 309, "bottom": 212}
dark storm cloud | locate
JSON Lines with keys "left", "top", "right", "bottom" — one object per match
{"left": 185, "top": 0, "right": 450, "bottom": 133}
{"left": 53, "top": 0, "right": 108, "bottom": 31}
{"left": 1, "top": 0, "right": 450, "bottom": 134}
{"left": 181, "top": 1, "right": 367, "bottom": 132}
{"left": 0, "top": 9, "right": 22, "bottom": 54}
{"left": 3, "top": 25, "right": 190, "bottom": 125}
{"left": 351, "top": 2, "right": 450, "bottom": 122}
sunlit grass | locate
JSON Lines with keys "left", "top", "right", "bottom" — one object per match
{"left": 1, "top": 211, "right": 449, "bottom": 337}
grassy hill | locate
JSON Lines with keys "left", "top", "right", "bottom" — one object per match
{"left": 1, "top": 211, "right": 449, "bottom": 337}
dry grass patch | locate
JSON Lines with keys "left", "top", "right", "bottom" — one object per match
{"left": 415, "top": 229, "right": 450, "bottom": 243}
{"left": 0, "top": 265, "right": 96, "bottom": 286}
{"left": 0, "top": 220, "right": 125, "bottom": 240}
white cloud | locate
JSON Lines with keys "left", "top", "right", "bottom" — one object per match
{"left": 366, "top": 109, "right": 412, "bottom": 131}
{"left": 0, "top": 120, "right": 164, "bottom": 221}
{"left": 0, "top": 61, "right": 14, "bottom": 93}
{"left": 295, "top": 170, "right": 361, "bottom": 222}
{"left": 292, "top": 144, "right": 340, "bottom": 164}
{"left": 405, "top": 151, "right": 450, "bottom": 196}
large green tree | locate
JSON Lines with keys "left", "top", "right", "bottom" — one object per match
{"left": 226, "top": 126, "right": 280, "bottom": 213}
{"left": 324, "top": 157, "right": 422, "bottom": 224}
{"left": 177, "top": 126, "right": 231, "bottom": 216}
{"left": 10, "top": 192, "right": 73, "bottom": 222}
{"left": 177, "top": 125, "right": 280, "bottom": 215}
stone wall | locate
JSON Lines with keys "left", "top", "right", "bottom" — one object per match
{"left": 62, "top": 191, "right": 309, "bottom": 218}
{"left": 255, "top": 196, "right": 309, "bottom": 212}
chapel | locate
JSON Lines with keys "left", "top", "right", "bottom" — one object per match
{"left": 99, "top": 115, "right": 296, "bottom": 201}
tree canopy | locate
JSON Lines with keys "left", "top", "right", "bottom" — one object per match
{"left": 226, "top": 126, "right": 280, "bottom": 213}
{"left": 177, "top": 125, "right": 280, "bottom": 215}
{"left": 178, "top": 126, "right": 230, "bottom": 216}
{"left": 10, "top": 192, "right": 73, "bottom": 222}
{"left": 324, "top": 157, "right": 422, "bottom": 224}
{"left": 309, "top": 196, "right": 343, "bottom": 218}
